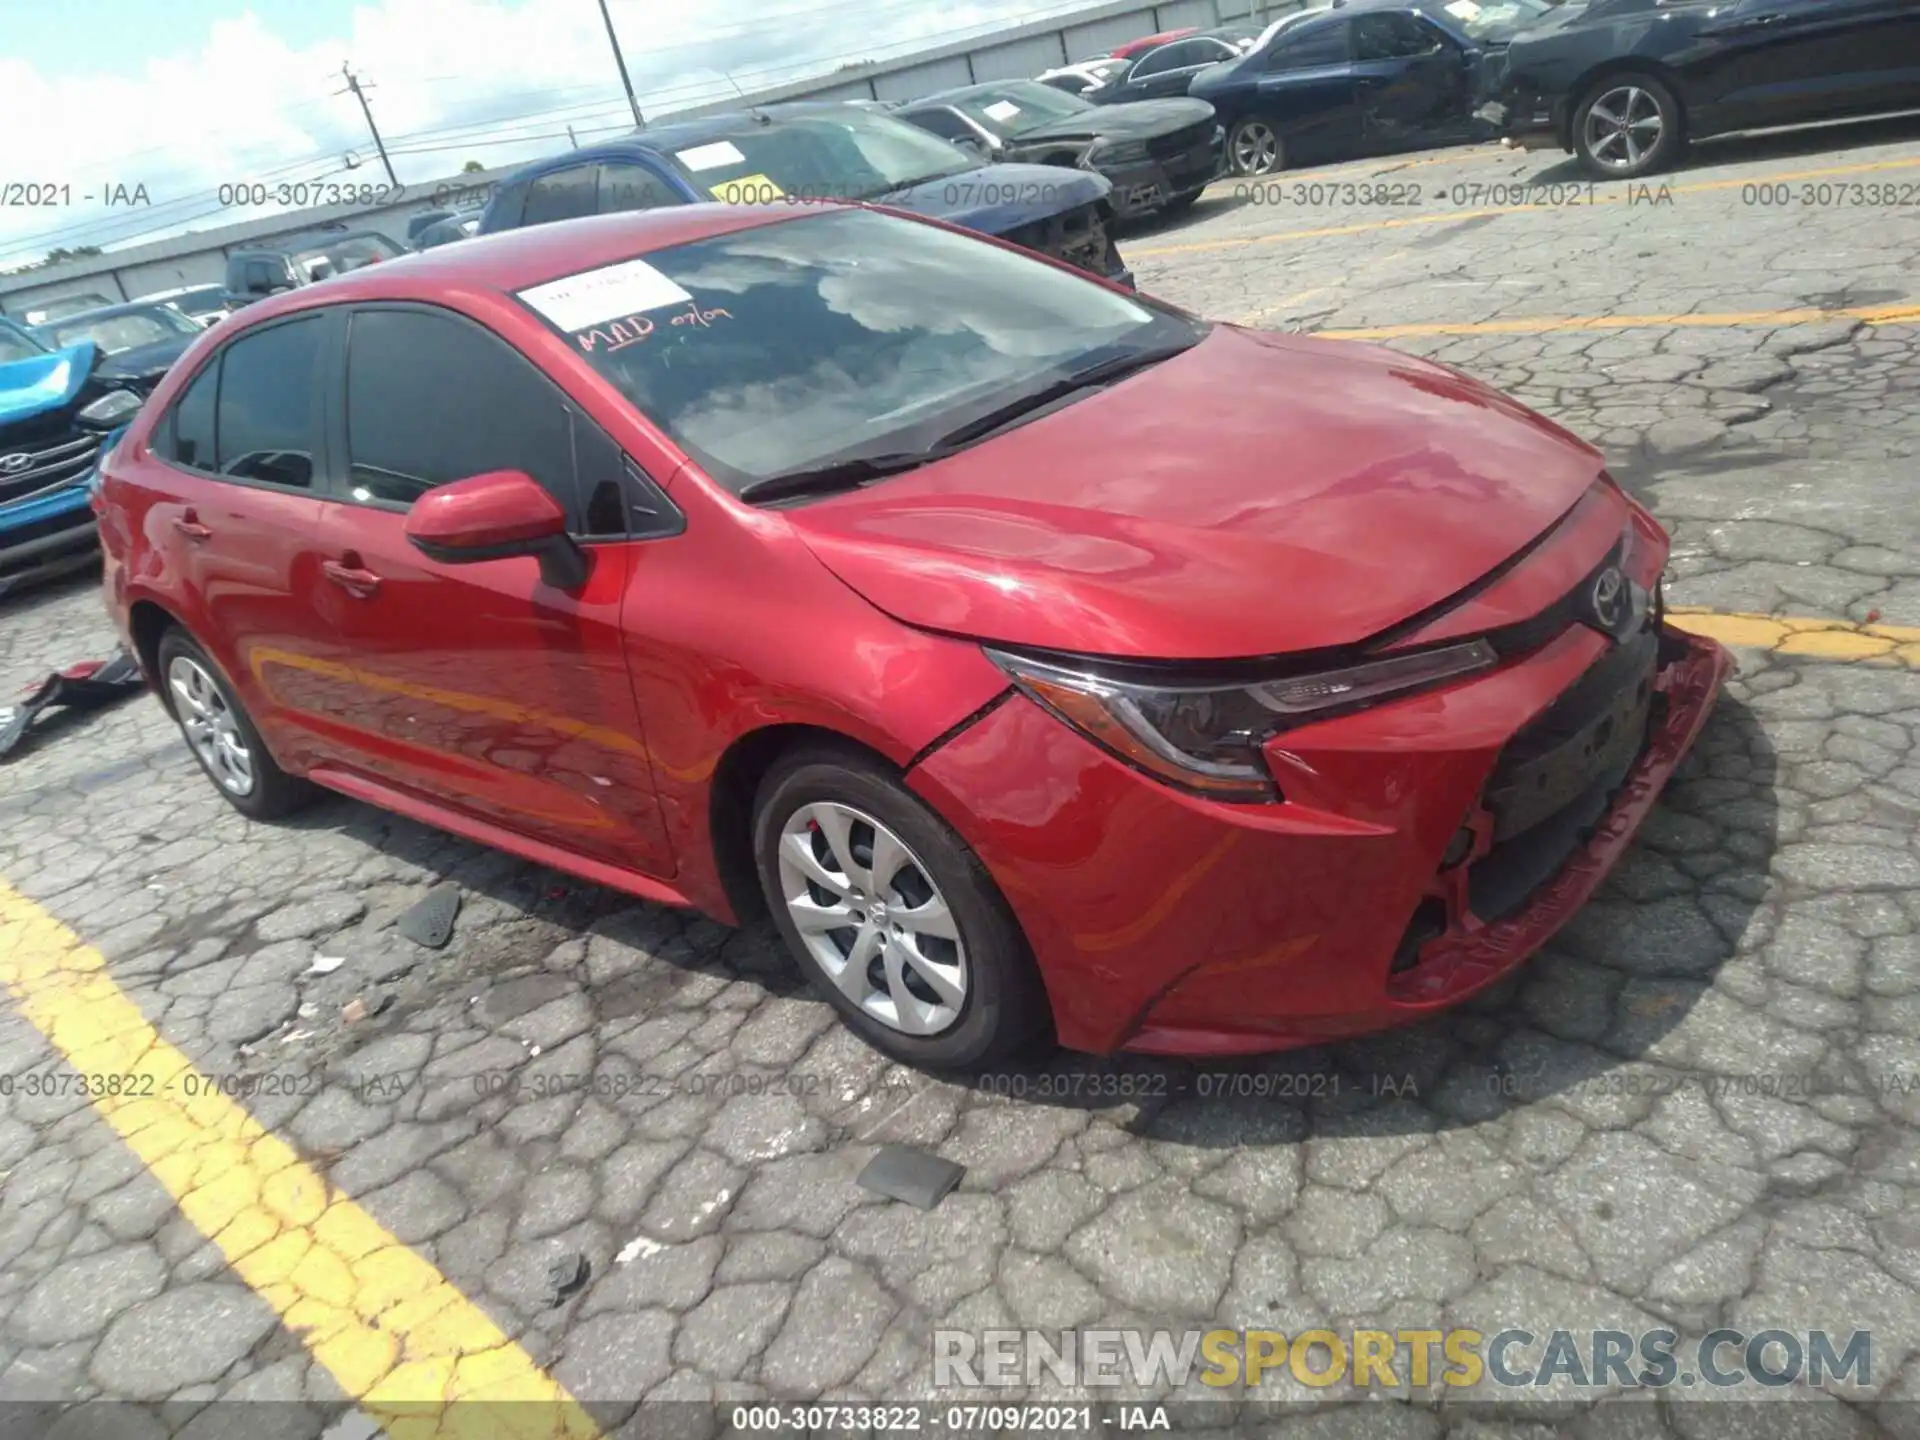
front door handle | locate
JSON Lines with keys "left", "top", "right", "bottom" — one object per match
{"left": 322, "top": 557, "right": 383, "bottom": 599}
{"left": 1703, "top": 11, "right": 1783, "bottom": 32}
{"left": 173, "top": 509, "right": 211, "bottom": 541}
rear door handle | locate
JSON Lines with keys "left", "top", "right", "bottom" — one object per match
{"left": 173, "top": 509, "right": 211, "bottom": 541}
{"left": 1703, "top": 11, "right": 1784, "bottom": 32}
{"left": 322, "top": 558, "right": 383, "bottom": 598}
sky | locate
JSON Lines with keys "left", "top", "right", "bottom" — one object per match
{"left": 0, "top": 0, "right": 1101, "bottom": 269}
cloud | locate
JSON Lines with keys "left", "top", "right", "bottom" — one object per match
{"left": 0, "top": 0, "right": 1080, "bottom": 267}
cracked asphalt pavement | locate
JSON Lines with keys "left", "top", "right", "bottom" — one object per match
{"left": 3, "top": 116, "right": 1919, "bottom": 1437}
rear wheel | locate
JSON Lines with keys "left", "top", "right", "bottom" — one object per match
{"left": 156, "top": 629, "right": 317, "bottom": 820}
{"left": 753, "top": 745, "right": 1050, "bottom": 1069}
{"left": 1227, "top": 117, "right": 1284, "bottom": 176}
{"left": 1572, "top": 73, "right": 1684, "bottom": 179}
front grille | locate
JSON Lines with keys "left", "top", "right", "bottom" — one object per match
{"left": 1146, "top": 121, "right": 1216, "bottom": 160}
{"left": 1468, "top": 625, "right": 1659, "bottom": 920}
{"left": 1006, "top": 203, "right": 1118, "bottom": 278}
{"left": 0, "top": 424, "right": 101, "bottom": 507}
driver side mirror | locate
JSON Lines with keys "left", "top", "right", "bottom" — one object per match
{"left": 404, "top": 469, "right": 589, "bottom": 590}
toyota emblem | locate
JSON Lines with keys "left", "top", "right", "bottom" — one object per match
{"left": 1589, "top": 566, "right": 1629, "bottom": 634}
{"left": 0, "top": 453, "right": 32, "bottom": 476}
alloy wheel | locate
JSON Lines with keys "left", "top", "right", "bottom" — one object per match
{"left": 167, "top": 654, "right": 255, "bottom": 796}
{"left": 1231, "top": 120, "right": 1279, "bottom": 176}
{"left": 1583, "top": 85, "right": 1663, "bottom": 172}
{"left": 775, "top": 801, "right": 968, "bottom": 1036}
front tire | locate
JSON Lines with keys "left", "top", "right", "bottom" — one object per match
{"left": 1572, "top": 73, "right": 1684, "bottom": 179}
{"left": 1227, "top": 117, "right": 1284, "bottom": 177}
{"left": 752, "top": 745, "right": 1049, "bottom": 1069}
{"left": 156, "top": 629, "right": 317, "bottom": 820}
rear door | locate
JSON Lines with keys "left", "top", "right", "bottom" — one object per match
{"left": 1353, "top": 10, "right": 1474, "bottom": 148}
{"left": 1691, "top": 0, "right": 1920, "bottom": 129}
{"left": 139, "top": 311, "right": 349, "bottom": 771}
{"left": 308, "top": 303, "right": 675, "bottom": 875}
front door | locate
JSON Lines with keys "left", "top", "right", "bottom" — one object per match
{"left": 1353, "top": 11, "right": 1472, "bottom": 151}
{"left": 1694, "top": 0, "right": 1920, "bottom": 130}
{"left": 310, "top": 303, "right": 674, "bottom": 875}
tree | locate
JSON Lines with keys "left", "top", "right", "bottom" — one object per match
{"left": 42, "top": 245, "right": 103, "bottom": 266}
{"left": 462, "top": 160, "right": 485, "bottom": 173}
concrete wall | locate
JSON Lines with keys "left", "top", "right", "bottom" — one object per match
{"left": 0, "top": 0, "right": 1302, "bottom": 319}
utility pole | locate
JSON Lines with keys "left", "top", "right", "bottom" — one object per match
{"left": 567, "top": 124, "right": 580, "bottom": 148}
{"left": 595, "top": 0, "right": 645, "bottom": 129}
{"left": 337, "top": 62, "right": 400, "bottom": 187}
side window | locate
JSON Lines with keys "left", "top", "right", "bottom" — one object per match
{"left": 1355, "top": 12, "right": 1442, "bottom": 59}
{"left": 214, "top": 318, "right": 324, "bottom": 488}
{"left": 521, "top": 166, "right": 599, "bottom": 227}
{"left": 1269, "top": 19, "right": 1352, "bottom": 69}
{"left": 1132, "top": 41, "right": 1190, "bottom": 77}
{"left": 597, "top": 163, "right": 680, "bottom": 214}
{"left": 242, "top": 259, "right": 278, "bottom": 293}
{"left": 164, "top": 362, "right": 219, "bottom": 470}
{"left": 344, "top": 308, "right": 582, "bottom": 526}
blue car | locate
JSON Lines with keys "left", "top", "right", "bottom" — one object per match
{"left": 476, "top": 102, "right": 1133, "bottom": 287}
{"left": 0, "top": 314, "right": 141, "bottom": 597}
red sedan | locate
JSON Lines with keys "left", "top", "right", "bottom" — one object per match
{"left": 94, "top": 202, "right": 1730, "bottom": 1067}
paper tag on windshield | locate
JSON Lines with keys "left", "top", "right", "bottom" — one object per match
{"left": 982, "top": 100, "right": 1022, "bottom": 122}
{"left": 1444, "top": 1, "right": 1482, "bottom": 17}
{"left": 710, "top": 173, "right": 785, "bottom": 203}
{"left": 517, "top": 257, "right": 693, "bottom": 332}
{"left": 676, "top": 140, "right": 746, "bottom": 172}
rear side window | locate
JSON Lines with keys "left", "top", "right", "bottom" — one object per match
{"left": 1269, "top": 18, "right": 1351, "bottom": 69}
{"left": 215, "top": 318, "right": 324, "bottom": 487}
{"left": 343, "top": 308, "right": 584, "bottom": 525}
{"left": 168, "top": 364, "right": 218, "bottom": 470}
{"left": 522, "top": 166, "right": 599, "bottom": 226}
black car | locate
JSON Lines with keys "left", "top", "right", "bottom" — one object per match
{"left": 28, "top": 301, "right": 202, "bottom": 396}
{"left": 1192, "top": 0, "right": 1549, "bottom": 174}
{"left": 895, "top": 81, "right": 1223, "bottom": 217}
{"left": 1087, "top": 32, "right": 1246, "bottom": 103}
{"left": 1497, "top": 0, "right": 1920, "bottom": 179}
{"left": 223, "top": 230, "right": 407, "bottom": 309}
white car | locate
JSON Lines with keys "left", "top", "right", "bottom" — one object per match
{"left": 1034, "top": 57, "right": 1133, "bottom": 97}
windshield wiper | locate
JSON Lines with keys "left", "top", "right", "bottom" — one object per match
{"left": 872, "top": 171, "right": 967, "bottom": 198}
{"left": 737, "top": 450, "right": 944, "bottom": 505}
{"left": 929, "top": 340, "right": 1198, "bottom": 450}
{"left": 738, "top": 340, "right": 1197, "bottom": 505}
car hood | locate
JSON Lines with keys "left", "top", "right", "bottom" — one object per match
{"left": 878, "top": 162, "right": 1111, "bottom": 234}
{"left": 786, "top": 326, "right": 1606, "bottom": 660}
{"left": 1006, "top": 98, "right": 1217, "bottom": 147}
{"left": 95, "top": 337, "right": 194, "bottom": 388}
{"left": 0, "top": 341, "right": 97, "bottom": 428}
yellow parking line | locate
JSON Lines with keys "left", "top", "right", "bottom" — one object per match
{"left": 1314, "top": 301, "right": 1920, "bottom": 340}
{"left": 1668, "top": 608, "right": 1920, "bottom": 666}
{"left": 0, "top": 882, "right": 599, "bottom": 1440}
{"left": 1138, "top": 153, "right": 1920, "bottom": 257}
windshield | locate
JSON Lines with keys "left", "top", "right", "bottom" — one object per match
{"left": 47, "top": 306, "right": 197, "bottom": 354}
{"left": 1433, "top": 0, "right": 1557, "bottom": 40}
{"left": 666, "top": 110, "right": 978, "bottom": 203}
{"left": 951, "top": 82, "right": 1096, "bottom": 139}
{"left": 516, "top": 208, "right": 1197, "bottom": 493}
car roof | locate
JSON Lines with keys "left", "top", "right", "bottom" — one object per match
{"left": 35, "top": 299, "right": 185, "bottom": 325}
{"left": 541, "top": 102, "right": 894, "bottom": 167}
{"left": 229, "top": 203, "right": 832, "bottom": 322}
{"left": 909, "top": 78, "right": 1061, "bottom": 107}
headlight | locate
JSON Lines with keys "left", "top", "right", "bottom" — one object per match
{"left": 987, "top": 640, "right": 1499, "bottom": 803}
{"left": 77, "top": 389, "right": 142, "bottom": 430}
{"left": 1095, "top": 140, "right": 1151, "bottom": 165}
